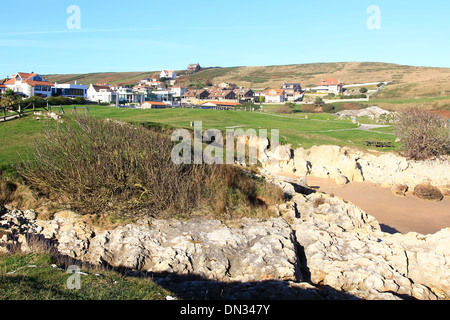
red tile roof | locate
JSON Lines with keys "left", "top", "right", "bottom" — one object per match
{"left": 142, "top": 101, "right": 167, "bottom": 106}
{"left": 24, "top": 80, "right": 54, "bottom": 87}
{"left": 5, "top": 73, "right": 53, "bottom": 87}
{"left": 317, "top": 78, "right": 342, "bottom": 86}
{"left": 4, "top": 78, "right": 16, "bottom": 85}
{"left": 265, "top": 89, "right": 284, "bottom": 96}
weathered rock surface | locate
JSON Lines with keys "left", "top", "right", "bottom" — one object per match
{"left": 1, "top": 176, "right": 449, "bottom": 300}
{"left": 289, "top": 192, "right": 449, "bottom": 300}
{"left": 258, "top": 144, "right": 450, "bottom": 198}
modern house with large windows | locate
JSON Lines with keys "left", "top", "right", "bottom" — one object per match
{"left": 52, "top": 82, "right": 88, "bottom": 98}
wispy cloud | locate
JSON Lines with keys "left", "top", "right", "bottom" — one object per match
{"left": 0, "top": 24, "right": 284, "bottom": 37}
{"left": 0, "top": 27, "right": 167, "bottom": 36}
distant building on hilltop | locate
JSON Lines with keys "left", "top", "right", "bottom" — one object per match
{"left": 187, "top": 63, "right": 201, "bottom": 73}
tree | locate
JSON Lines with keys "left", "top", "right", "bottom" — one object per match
{"left": 394, "top": 108, "right": 449, "bottom": 160}
{"left": 0, "top": 89, "right": 17, "bottom": 107}
{"left": 359, "top": 87, "right": 368, "bottom": 93}
{"left": 314, "top": 97, "right": 325, "bottom": 109}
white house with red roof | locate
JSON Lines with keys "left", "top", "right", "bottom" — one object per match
{"left": 160, "top": 70, "right": 176, "bottom": 79}
{"left": 87, "top": 84, "right": 117, "bottom": 104}
{"left": 0, "top": 84, "right": 6, "bottom": 94}
{"left": 4, "top": 72, "right": 54, "bottom": 97}
{"left": 264, "top": 89, "right": 286, "bottom": 103}
{"left": 141, "top": 101, "right": 167, "bottom": 109}
{"left": 316, "top": 78, "right": 344, "bottom": 94}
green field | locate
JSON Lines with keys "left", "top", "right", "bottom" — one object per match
{"left": 0, "top": 252, "right": 172, "bottom": 300}
{"left": 0, "top": 106, "right": 398, "bottom": 171}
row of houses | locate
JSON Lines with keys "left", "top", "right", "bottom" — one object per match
{"left": 1, "top": 68, "right": 344, "bottom": 107}
{"left": 181, "top": 82, "right": 305, "bottom": 104}
{"left": 0, "top": 72, "right": 88, "bottom": 99}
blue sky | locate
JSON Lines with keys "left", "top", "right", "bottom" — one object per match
{"left": 0, "top": 0, "right": 449, "bottom": 77}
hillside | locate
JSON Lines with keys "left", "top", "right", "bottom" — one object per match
{"left": 45, "top": 62, "right": 450, "bottom": 110}
{"left": 45, "top": 71, "right": 160, "bottom": 87}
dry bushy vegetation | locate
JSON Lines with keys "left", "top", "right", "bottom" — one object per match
{"left": 394, "top": 108, "right": 449, "bottom": 160}
{"left": 0, "top": 176, "right": 17, "bottom": 206}
{"left": 17, "top": 115, "right": 283, "bottom": 221}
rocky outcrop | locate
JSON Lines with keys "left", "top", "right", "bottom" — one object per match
{"left": 38, "top": 214, "right": 302, "bottom": 284}
{"left": 259, "top": 144, "right": 450, "bottom": 198}
{"left": 289, "top": 192, "right": 449, "bottom": 300}
{"left": 335, "top": 106, "right": 392, "bottom": 119}
{"left": 1, "top": 178, "right": 449, "bottom": 300}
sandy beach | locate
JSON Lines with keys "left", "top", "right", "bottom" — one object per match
{"left": 304, "top": 176, "right": 450, "bottom": 235}
{"left": 276, "top": 172, "right": 450, "bottom": 235}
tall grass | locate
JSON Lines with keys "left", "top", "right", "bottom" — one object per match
{"left": 17, "top": 115, "right": 283, "bottom": 220}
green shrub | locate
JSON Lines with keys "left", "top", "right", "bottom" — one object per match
{"left": 73, "top": 97, "right": 87, "bottom": 105}
{"left": 322, "top": 104, "right": 336, "bottom": 113}
{"left": 23, "top": 96, "right": 47, "bottom": 108}
{"left": 17, "top": 115, "right": 283, "bottom": 220}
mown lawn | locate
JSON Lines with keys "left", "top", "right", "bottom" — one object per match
{"left": 0, "top": 105, "right": 398, "bottom": 171}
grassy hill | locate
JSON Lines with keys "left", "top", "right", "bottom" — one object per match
{"left": 44, "top": 62, "right": 450, "bottom": 110}
{"left": 45, "top": 71, "right": 160, "bottom": 86}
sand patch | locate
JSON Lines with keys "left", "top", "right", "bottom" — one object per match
{"left": 305, "top": 176, "right": 450, "bottom": 235}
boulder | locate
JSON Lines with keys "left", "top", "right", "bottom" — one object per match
{"left": 391, "top": 184, "right": 408, "bottom": 197}
{"left": 413, "top": 183, "right": 444, "bottom": 201}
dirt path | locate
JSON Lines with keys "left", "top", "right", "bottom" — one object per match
{"left": 276, "top": 172, "right": 450, "bottom": 235}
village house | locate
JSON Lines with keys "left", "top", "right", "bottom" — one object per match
{"left": 187, "top": 63, "right": 201, "bottom": 73}
{"left": 133, "top": 84, "right": 153, "bottom": 99}
{"left": 217, "top": 82, "right": 234, "bottom": 89}
{"left": 139, "top": 78, "right": 157, "bottom": 85}
{"left": 281, "top": 83, "right": 303, "bottom": 101}
{"left": 0, "top": 84, "right": 6, "bottom": 94}
{"left": 116, "top": 87, "right": 145, "bottom": 104}
{"left": 170, "top": 86, "right": 188, "bottom": 98}
{"left": 316, "top": 78, "right": 344, "bottom": 94}
{"left": 87, "top": 84, "right": 117, "bottom": 104}
{"left": 141, "top": 101, "right": 167, "bottom": 109}
{"left": 264, "top": 89, "right": 286, "bottom": 103}
{"left": 160, "top": 70, "right": 177, "bottom": 80}
{"left": 184, "top": 89, "right": 209, "bottom": 100}
{"left": 182, "top": 89, "right": 209, "bottom": 105}
{"left": 4, "top": 72, "right": 54, "bottom": 98}
{"left": 52, "top": 82, "right": 88, "bottom": 99}
{"left": 152, "top": 90, "right": 174, "bottom": 104}
{"left": 207, "top": 87, "right": 236, "bottom": 101}
{"left": 233, "top": 88, "right": 254, "bottom": 101}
